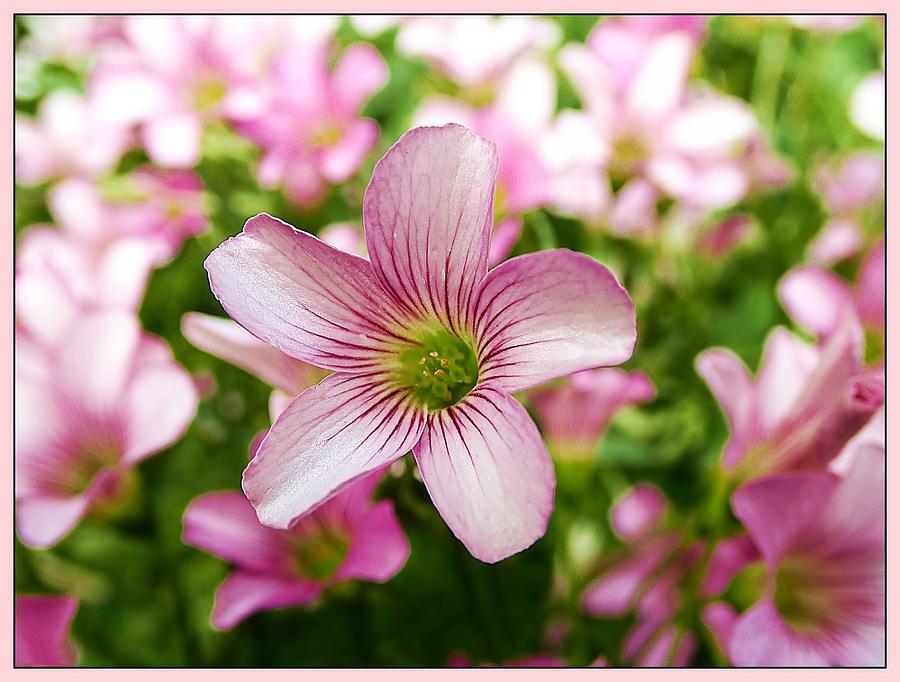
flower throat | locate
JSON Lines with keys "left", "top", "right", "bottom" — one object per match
{"left": 394, "top": 328, "right": 479, "bottom": 411}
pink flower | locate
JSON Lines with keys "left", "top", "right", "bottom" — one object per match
{"left": 16, "top": 169, "right": 207, "bottom": 344}
{"left": 89, "top": 16, "right": 278, "bottom": 167}
{"left": 412, "top": 59, "right": 557, "bottom": 262}
{"left": 236, "top": 42, "right": 387, "bottom": 208}
{"left": 529, "top": 368, "right": 654, "bottom": 460}
{"left": 850, "top": 71, "right": 885, "bottom": 142}
{"left": 779, "top": 239, "right": 885, "bottom": 351}
{"left": 560, "top": 16, "right": 764, "bottom": 212}
{"left": 15, "top": 595, "right": 78, "bottom": 666}
{"left": 808, "top": 153, "right": 883, "bottom": 265}
{"left": 15, "top": 312, "right": 198, "bottom": 547}
{"left": 728, "top": 438, "right": 884, "bottom": 665}
{"left": 204, "top": 124, "right": 637, "bottom": 563}
{"left": 695, "top": 320, "right": 883, "bottom": 480}
{"left": 396, "top": 16, "right": 559, "bottom": 89}
{"left": 582, "top": 484, "right": 699, "bottom": 666}
{"left": 696, "top": 214, "right": 754, "bottom": 259}
{"left": 182, "top": 469, "right": 409, "bottom": 629}
{"left": 15, "top": 89, "right": 130, "bottom": 184}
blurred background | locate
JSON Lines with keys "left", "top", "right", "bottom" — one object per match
{"left": 14, "top": 15, "right": 884, "bottom": 667}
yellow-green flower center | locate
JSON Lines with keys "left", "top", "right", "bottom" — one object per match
{"left": 193, "top": 76, "right": 227, "bottom": 112}
{"left": 774, "top": 556, "right": 833, "bottom": 632}
{"left": 294, "top": 528, "right": 349, "bottom": 581}
{"left": 393, "top": 329, "right": 479, "bottom": 411}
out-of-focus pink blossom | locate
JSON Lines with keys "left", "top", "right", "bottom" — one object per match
{"left": 205, "top": 124, "right": 636, "bottom": 563}
{"left": 15, "top": 595, "right": 78, "bottom": 667}
{"left": 583, "top": 485, "right": 700, "bottom": 667}
{"left": 16, "top": 168, "right": 207, "bottom": 345}
{"left": 696, "top": 214, "right": 754, "bottom": 259}
{"left": 808, "top": 152, "right": 883, "bottom": 265}
{"left": 696, "top": 320, "right": 883, "bottom": 480}
{"left": 779, "top": 239, "right": 884, "bottom": 350}
{"left": 561, "top": 16, "right": 772, "bottom": 214}
{"left": 236, "top": 42, "right": 387, "bottom": 207}
{"left": 728, "top": 438, "right": 884, "bottom": 665}
{"left": 413, "top": 59, "right": 556, "bottom": 262}
{"left": 850, "top": 72, "right": 885, "bottom": 142}
{"left": 15, "top": 312, "right": 198, "bottom": 548}
{"left": 18, "top": 15, "right": 124, "bottom": 65}
{"left": 397, "top": 16, "right": 559, "bottom": 89}
{"left": 529, "top": 368, "right": 654, "bottom": 460}
{"left": 89, "top": 16, "right": 297, "bottom": 167}
{"left": 15, "top": 89, "right": 130, "bottom": 185}
{"left": 182, "top": 469, "right": 409, "bottom": 629}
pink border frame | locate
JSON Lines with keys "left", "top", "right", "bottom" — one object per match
{"left": 2, "top": 3, "right": 892, "bottom": 678}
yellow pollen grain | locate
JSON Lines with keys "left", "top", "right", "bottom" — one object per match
{"left": 440, "top": 358, "right": 449, "bottom": 367}
{"left": 429, "top": 351, "right": 439, "bottom": 358}
{"left": 434, "top": 369, "right": 446, "bottom": 377}
{"left": 418, "top": 357, "right": 426, "bottom": 365}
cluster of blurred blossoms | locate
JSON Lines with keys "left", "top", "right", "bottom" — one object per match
{"left": 14, "top": 15, "right": 883, "bottom": 667}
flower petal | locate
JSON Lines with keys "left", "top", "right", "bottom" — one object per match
{"left": 122, "top": 339, "right": 197, "bottom": 463}
{"left": 334, "top": 500, "right": 410, "bottom": 582}
{"left": 363, "top": 124, "right": 498, "bottom": 330}
{"left": 243, "top": 372, "right": 426, "bottom": 529}
{"left": 181, "top": 312, "right": 318, "bottom": 394}
{"left": 142, "top": 111, "right": 202, "bottom": 168}
{"left": 182, "top": 491, "right": 290, "bottom": 573}
{"left": 778, "top": 266, "right": 855, "bottom": 340}
{"left": 16, "top": 495, "right": 92, "bottom": 549}
{"left": 731, "top": 472, "right": 836, "bottom": 568}
{"left": 58, "top": 311, "right": 140, "bottom": 414}
{"left": 211, "top": 571, "right": 321, "bottom": 630}
{"left": 331, "top": 43, "right": 388, "bottom": 114}
{"left": 475, "top": 249, "right": 636, "bottom": 394}
{"left": 730, "top": 600, "right": 830, "bottom": 666}
{"left": 205, "top": 213, "right": 409, "bottom": 373}
{"left": 413, "top": 386, "right": 554, "bottom": 563}
{"left": 695, "top": 348, "right": 757, "bottom": 468}
{"left": 15, "top": 595, "right": 78, "bottom": 667}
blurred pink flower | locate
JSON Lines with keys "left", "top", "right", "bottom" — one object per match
{"left": 15, "top": 595, "right": 78, "bottom": 667}
{"left": 696, "top": 214, "right": 754, "bottom": 259}
{"left": 182, "top": 469, "right": 409, "bottom": 629}
{"left": 583, "top": 484, "right": 699, "bottom": 666}
{"left": 413, "top": 59, "right": 556, "bottom": 262}
{"left": 808, "top": 152, "right": 883, "bottom": 265}
{"left": 729, "top": 438, "right": 884, "bottom": 665}
{"left": 15, "top": 89, "right": 130, "bottom": 185}
{"left": 89, "top": 16, "right": 279, "bottom": 167}
{"left": 529, "top": 368, "right": 654, "bottom": 460}
{"left": 850, "top": 72, "right": 885, "bottom": 142}
{"left": 16, "top": 169, "right": 207, "bottom": 345}
{"left": 18, "top": 15, "right": 124, "bottom": 66}
{"left": 696, "top": 320, "right": 883, "bottom": 480}
{"left": 205, "top": 124, "right": 636, "bottom": 563}
{"left": 561, "top": 16, "right": 767, "bottom": 213}
{"left": 15, "top": 312, "right": 198, "bottom": 548}
{"left": 779, "top": 239, "right": 885, "bottom": 349}
{"left": 397, "top": 16, "right": 559, "bottom": 89}
{"left": 236, "top": 42, "right": 387, "bottom": 208}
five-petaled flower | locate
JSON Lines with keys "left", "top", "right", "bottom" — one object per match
{"left": 182, "top": 468, "right": 409, "bottom": 629}
{"left": 205, "top": 123, "right": 637, "bottom": 563}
